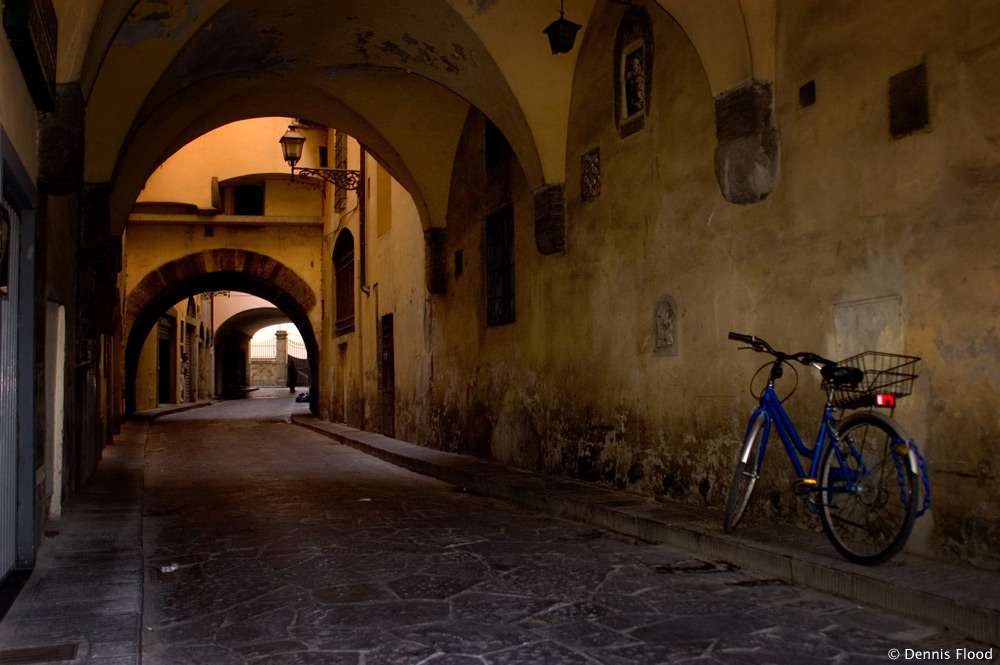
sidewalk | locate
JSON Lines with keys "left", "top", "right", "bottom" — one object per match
{"left": 0, "top": 403, "right": 213, "bottom": 664}
{"left": 0, "top": 418, "right": 148, "bottom": 664}
{"left": 292, "top": 414, "right": 1000, "bottom": 648}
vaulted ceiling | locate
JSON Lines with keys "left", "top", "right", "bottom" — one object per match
{"left": 55, "top": 0, "right": 764, "bottom": 233}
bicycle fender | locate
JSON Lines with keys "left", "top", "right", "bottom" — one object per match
{"left": 741, "top": 408, "right": 770, "bottom": 464}
{"left": 838, "top": 411, "right": 919, "bottom": 474}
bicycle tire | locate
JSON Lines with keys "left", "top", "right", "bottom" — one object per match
{"left": 724, "top": 412, "right": 767, "bottom": 533}
{"left": 818, "top": 412, "right": 918, "bottom": 565}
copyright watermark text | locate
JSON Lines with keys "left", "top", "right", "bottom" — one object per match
{"left": 888, "top": 648, "right": 994, "bottom": 661}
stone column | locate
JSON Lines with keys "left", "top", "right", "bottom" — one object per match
{"left": 276, "top": 330, "right": 289, "bottom": 367}
{"left": 38, "top": 83, "right": 88, "bottom": 503}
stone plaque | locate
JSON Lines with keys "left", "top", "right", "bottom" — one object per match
{"left": 833, "top": 295, "right": 903, "bottom": 357}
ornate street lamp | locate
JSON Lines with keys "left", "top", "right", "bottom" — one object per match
{"left": 279, "top": 125, "right": 362, "bottom": 191}
{"left": 543, "top": 0, "right": 581, "bottom": 54}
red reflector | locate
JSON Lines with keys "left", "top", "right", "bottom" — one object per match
{"left": 875, "top": 395, "right": 895, "bottom": 407}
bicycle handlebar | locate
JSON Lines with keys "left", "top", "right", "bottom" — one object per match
{"left": 727, "top": 332, "right": 757, "bottom": 345}
{"left": 727, "top": 331, "right": 835, "bottom": 368}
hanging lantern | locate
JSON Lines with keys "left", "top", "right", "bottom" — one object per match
{"left": 543, "top": 1, "right": 581, "bottom": 54}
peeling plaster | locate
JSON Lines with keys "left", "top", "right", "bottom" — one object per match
{"left": 354, "top": 30, "right": 375, "bottom": 59}
{"left": 173, "top": 11, "right": 288, "bottom": 81}
{"left": 112, "top": 0, "right": 208, "bottom": 47}
{"left": 355, "top": 27, "right": 467, "bottom": 74}
{"left": 169, "top": 0, "right": 209, "bottom": 43}
{"left": 469, "top": 0, "right": 501, "bottom": 14}
{"left": 113, "top": 11, "right": 171, "bottom": 46}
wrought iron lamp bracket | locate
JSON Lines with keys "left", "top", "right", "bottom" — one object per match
{"left": 292, "top": 167, "right": 362, "bottom": 191}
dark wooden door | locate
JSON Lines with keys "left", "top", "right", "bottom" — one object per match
{"left": 380, "top": 314, "right": 395, "bottom": 438}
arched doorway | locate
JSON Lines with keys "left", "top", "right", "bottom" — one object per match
{"left": 124, "top": 250, "right": 320, "bottom": 414}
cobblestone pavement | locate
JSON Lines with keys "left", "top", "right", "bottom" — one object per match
{"left": 141, "top": 398, "right": 962, "bottom": 665}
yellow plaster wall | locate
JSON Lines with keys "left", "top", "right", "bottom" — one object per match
{"left": 124, "top": 222, "right": 323, "bottom": 299}
{"left": 771, "top": 0, "right": 1000, "bottom": 568}
{"left": 316, "top": 148, "right": 428, "bottom": 434}
{"left": 135, "top": 326, "right": 159, "bottom": 411}
{"left": 264, "top": 179, "right": 325, "bottom": 218}
{"left": 139, "top": 118, "right": 308, "bottom": 208}
{"left": 318, "top": 139, "right": 363, "bottom": 424}
{"left": 363, "top": 168, "right": 429, "bottom": 436}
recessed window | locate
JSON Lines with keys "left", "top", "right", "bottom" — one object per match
{"left": 485, "top": 119, "right": 512, "bottom": 169}
{"left": 233, "top": 184, "right": 264, "bottom": 216}
{"left": 455, "top": 250, "right": 463, "bottom": 276}
{"left": 485, "top": 206, "right": 515, "bottom": 327}
{"left": 799, "top": 80, "right": 816, "bottom": 108}
{"left": 333, "top": 230, "right": 355, "bottom": 336}
{"left": 890, "top": 63, "right": 928, "bottom": 138}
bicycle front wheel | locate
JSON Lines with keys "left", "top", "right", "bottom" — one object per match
{"left": 819, "top": 412, "right": 919, "bottom": 565}
{"left": 724, "top": 412, "right": 768, "bottom": 533}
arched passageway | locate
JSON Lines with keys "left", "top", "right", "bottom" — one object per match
{"left": 124, "top": 250, "right": 320, "bottom": 414}
{"left": 214, "top": 306, "right": 309, "bottom": 396}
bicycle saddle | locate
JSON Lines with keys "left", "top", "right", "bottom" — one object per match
{"left": 821, "top": 365, "right": 864, "bottom": 386}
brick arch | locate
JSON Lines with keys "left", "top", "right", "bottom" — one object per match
{"left": 124, "top": 249, "right": 319, "bottom": 414}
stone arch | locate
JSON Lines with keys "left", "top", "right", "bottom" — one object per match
{"left": 123, "top": 249, "right": 320, "bottom": 414}
{"left": 107, "top": 78, "right": 442, "bottom": 236}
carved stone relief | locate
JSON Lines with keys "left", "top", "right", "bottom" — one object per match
{"left": 653, "top": 295, "right": 678, "bottom": 357}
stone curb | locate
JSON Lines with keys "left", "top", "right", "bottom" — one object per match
{"left": 133, "top": 400, "right": 217, "bottom": 421}
{"left": 292, "top": 414, "right": 1000, "bottom": 647}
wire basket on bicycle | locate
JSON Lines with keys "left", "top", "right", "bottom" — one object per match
{"left": 821, "top": 351, "right": 920, "bottom": 409}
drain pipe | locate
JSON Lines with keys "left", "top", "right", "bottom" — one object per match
{"left": 359, "top": 146, "right": 369, "bottom": 296}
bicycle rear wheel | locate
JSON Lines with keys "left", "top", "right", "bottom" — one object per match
{"left": 724, "top": 412, "right": 768, "bottom": 533}
{"left": 818, "top": 412, "right": 918, "bottom": 565}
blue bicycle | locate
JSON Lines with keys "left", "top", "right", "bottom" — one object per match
{"left": 724, "top": 332, "right": 929, "bottom": 565}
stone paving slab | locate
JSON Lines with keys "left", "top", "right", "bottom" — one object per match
{"left": 292, "top": 414, "right": 1000, "bottom": 648}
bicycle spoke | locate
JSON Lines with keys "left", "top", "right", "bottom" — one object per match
{"left": 819, "top": 413, "right": 918, "bottom": 565}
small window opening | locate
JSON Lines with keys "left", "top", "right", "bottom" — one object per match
{"left": 333, "top": 231, "right": 356, "bottom": 336}
{"left": 799, "top": 80, "right": 816, "bottom": 107}
{"left": 890, "top": 63, "right": 928, "bottom": 138}
{"left": 485, "top": 206, "right": 515, "bottom": 327}
{"left": 485, "top": 119, "right": 512, "bottom": 169}
{"left": 233, "top": 184, "right": 264, "bottom": 216}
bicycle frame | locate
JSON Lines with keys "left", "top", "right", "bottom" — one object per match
{"left": 746, "top": 383, "right": 921, "bottom": 499}
{"left": 744, "top": 383, "right": 839, "bottom": 482}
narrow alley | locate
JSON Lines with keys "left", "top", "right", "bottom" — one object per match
{"left": 0, "top": 393, "right": 969, "bottom": 664}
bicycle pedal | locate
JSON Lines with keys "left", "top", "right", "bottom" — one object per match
{"left": 793, "top": 478, "right": 818, "bottom": 496}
